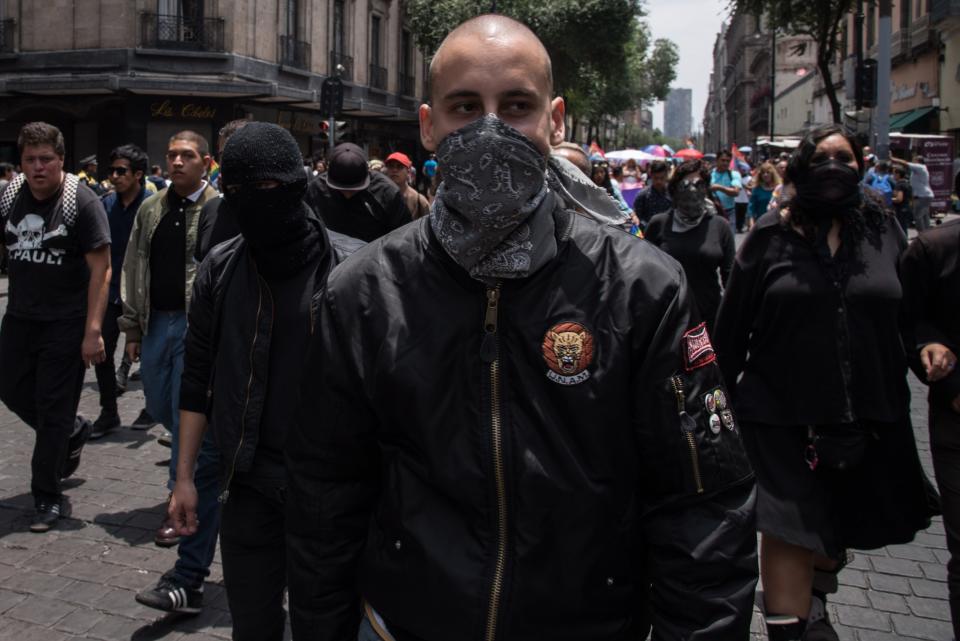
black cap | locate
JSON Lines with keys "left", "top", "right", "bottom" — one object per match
{"left": 325, "top": 143, "right": 370, "bottom": 191}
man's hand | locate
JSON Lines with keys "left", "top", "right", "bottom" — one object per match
{"left": 921, "top": 343, "right": 957, "bottom": 382}
{"left": 630, "top": 212, "right": 640, "bottom": 227}
{"left": 81, "top": 331, "right": 105, "bottom": 368}
{"left": 126, "top": 342, "right": 141, "bottom": 363}
{"left": 169, "top": 479, "right": 199, "bottom": 536}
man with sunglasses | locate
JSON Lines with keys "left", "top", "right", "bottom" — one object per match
{"left": 90, "top": 144, "right": 150, "bottom": 439}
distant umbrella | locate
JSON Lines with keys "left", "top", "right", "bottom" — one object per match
{"left": 642, "top": 145, "right": 669, "bottom": 157}
{"left": 674, "top": 149, "right": 704, "bottom": 160}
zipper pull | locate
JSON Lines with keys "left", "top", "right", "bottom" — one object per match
{"left": 218, "top": 489, "right": 230, "bottom": 503}
{"left": 480, "top": 285, "right": 500, "bottom": 364}
{"left": 671, "top": 376, "right": 696, "bottom": 433}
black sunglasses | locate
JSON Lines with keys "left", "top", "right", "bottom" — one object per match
{"left": 109, "top": 166, "right": 129, "bottom": 176}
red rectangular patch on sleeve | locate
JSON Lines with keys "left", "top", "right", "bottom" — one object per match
{"left": 683, "top": 322, "right": 717, "bottom": 371}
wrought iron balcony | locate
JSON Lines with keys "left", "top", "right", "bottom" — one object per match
{"left": 140, "top": 12, "right": 224, "bottom": 52}
{"left": 369, "top": 64, "right": 388, "bottom": 91}
{"left": 399, "top": 73, "right": 416, "bottom": 96}
{"left": 280, "top": 35, "right": 310, "bottom": 69}
{"left": 330, "top": 50, "right": 353, "bottom": 81}
{"left": 0, "top": 18, "right": 15, "bottom": 53}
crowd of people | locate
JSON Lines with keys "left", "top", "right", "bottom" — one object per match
{"left": 0, "top": 13, "right": 959, "bottom": 641}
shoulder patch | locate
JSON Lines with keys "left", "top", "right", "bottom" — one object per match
{"left": 682, "top": 322, "right": 716, "bottom": 372}
{"left": 543, "top": 321, "right": 594, "bottom": 386}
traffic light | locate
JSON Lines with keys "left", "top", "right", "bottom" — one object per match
{"left": 858, "top": 59, "right": 878, "bottom": 108}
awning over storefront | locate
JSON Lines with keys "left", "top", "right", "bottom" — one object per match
{"left": 889, "top": 106, "right": 937, "bottom": 133}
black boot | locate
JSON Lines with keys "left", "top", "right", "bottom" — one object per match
{"left": 90, "top": 408, "right": 121, "bottom": 440}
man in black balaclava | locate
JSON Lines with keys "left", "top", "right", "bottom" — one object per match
{"left": 166, "top": 122, "right": 340, "bottom": 641}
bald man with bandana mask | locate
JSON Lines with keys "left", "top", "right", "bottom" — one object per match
{"left": 287, "top": 15, "right": 758, "bottom": 641}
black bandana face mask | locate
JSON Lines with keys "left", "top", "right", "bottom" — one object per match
{"left": 429, "top": 114, "right": 554, "bottom": 280}
{"left": 793, "top": 160, "right": 862, "bottom": 216}
{"left": 673, "top": 178, "right": 708, "bottom": 220}
{"left": 225, "top": 180, "right": 307, "bottom": 249}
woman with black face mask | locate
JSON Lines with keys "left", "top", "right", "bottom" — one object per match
{"left": 713, "top": 125, "right": 938, "bottom": 641}
{"left": 643, "top": 160, "right": 735, "bottom": 333}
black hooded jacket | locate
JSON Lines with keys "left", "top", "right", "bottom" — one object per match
{"left": 286, "top": 192, "right": 758, "bottom": 641}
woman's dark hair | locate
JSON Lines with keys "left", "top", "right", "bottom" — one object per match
{"left": 667, "top": 160, "right": 710, "bottom": 198}
{"left": 785, "top": 124, "right": 884, "bottom": 239}
{"left": 785, "top": 124, "right": 864, "bottom": 185}
{"left": 591, "top": 161, "right": 615, "bottom": 196}
{"left": 110, "top": 144, "right": 149, "bottom": 184}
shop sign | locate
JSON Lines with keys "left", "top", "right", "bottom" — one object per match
{"left": 150, "top": 99, "right": 218, "bottom": 120}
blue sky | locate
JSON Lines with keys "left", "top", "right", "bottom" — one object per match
{"left": 646, "top": 0, "right": 729, "bottom": 133}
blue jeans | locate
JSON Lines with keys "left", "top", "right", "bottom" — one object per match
{"left": 139, "top": 310, "right": 186, "bottom": 489}
{"left": 173, "top": 429, "right": 222, "bottom": 588}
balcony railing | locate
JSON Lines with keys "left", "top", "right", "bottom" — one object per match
{"left": 369, "top": 64, "right": 388, "bottom": 90}
{"left": 330, "top": 50, "right": 353, "bottom": 81}
{"left": 140, "top": 12, "right": 224, "bottom": 52}
{"left": 280, "top": 35, "right": 310, "bottom": 69}
{"left": 0, "top": 19, "right": 14, "bottom": 53}
{"left": 399, "top": 73, "right": 415, "bottom": 96}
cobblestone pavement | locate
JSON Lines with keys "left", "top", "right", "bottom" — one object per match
{"left": 0, "top": 245, "right": 955, "bottom": 641}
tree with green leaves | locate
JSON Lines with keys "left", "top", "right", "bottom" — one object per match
{"left": 731, "top": 0, "right": 852, "bottom": 123}
{"left": 405, "top": 0, "right": 679, "bottom": 144}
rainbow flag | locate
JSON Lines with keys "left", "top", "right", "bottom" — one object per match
{"left": 208, "top": 159, "right": 221, "bottom": 188}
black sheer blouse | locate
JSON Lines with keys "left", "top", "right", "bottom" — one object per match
{"left": 713, "top": 209, "right": 910, "bottom": 426}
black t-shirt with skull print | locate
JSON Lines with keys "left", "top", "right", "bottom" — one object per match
{"left": 2, "top": 179, "right": 110, "bottom": 321}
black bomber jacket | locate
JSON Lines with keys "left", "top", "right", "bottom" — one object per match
{"left": 178, "top": 210, "right": 363, "bottom": 492}
{"left": 286, "top": 195, "right": 758, "bottom": 641}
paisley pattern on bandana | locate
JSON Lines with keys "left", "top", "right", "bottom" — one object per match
{"left": 430, "top": 114, "right": 553, "bottom": 280}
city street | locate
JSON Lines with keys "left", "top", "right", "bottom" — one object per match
{"left": 0, "top": 256, "right": 954, "bottom": 641}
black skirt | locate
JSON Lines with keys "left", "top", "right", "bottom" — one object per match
{"left": 741, "top": 419, "right": 939, "bottom": 558}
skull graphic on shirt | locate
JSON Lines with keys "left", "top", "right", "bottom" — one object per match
{"left": 15, "top": 214, "right": 45, "bottom": 250}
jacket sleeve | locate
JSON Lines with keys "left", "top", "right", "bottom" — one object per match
{"left": 712, "top": 227, "right": 764, "bottom": 397}
{"left": 179, "top": 255, "right": 217, "bottom": 413}
{"left": 388, "top": 189, "right": 413, "bottom": 230}
{"left": 118, "top": 204, "right": 146, "bottom": 342}
{"left": 286, "top": 288, "right": 381, "bottom": 641}
{"left": 719, "top": 222, "right": 736, "bottom": 289}
{"left": 633, "top": 268, "right": 758, "bottom": 640}
{"left": 899, "top": 235, "right": 960, "bottom": 405}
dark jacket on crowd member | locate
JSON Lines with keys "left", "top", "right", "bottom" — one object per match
{"left": 900, "top": 219, "right": 960, "bottom": 407}
{"left": 178, "top": 209, "right": 363, "bottom": 492}
{"left": 194, "top": 196, "right": 240, "bottom": 263}
{"left": 632, "top": 184, "right": 672, "bottom": 226}
{"left": 286, "top": 193, "right": 758, "bottom": 641}
{"left": 101, "top": 186, "right": 148, "bottom": 304}
{"left": 305, "top": 170, "right": 412, "bottom": 242}
{"left": 644, "top": 211, "right": 735, "bottom": 330}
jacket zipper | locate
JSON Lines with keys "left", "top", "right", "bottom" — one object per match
{"left": 671, "top": 375, "right": 704, "bottom": 494}
{"left": 218, "top": 273, "right": 269, "bottom": 503}
{"left": 480, "top": 283, "right": 506, "bottom": 641}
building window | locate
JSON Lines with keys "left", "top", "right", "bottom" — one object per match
{"left": 331, "top": 0, "right": 352, "bottom": 80}
{"left": 901, "top": 0, "right": 911, "bottom": 29}
{"left": 371, "top": 15, "right": 381, "bottom": 66}
{"left": 866, "top": 4, "right": 875, "bottom": 48}
{"left": 159, "top": 0, "right": 203, "bottom": 20}
{"left": 286, "top": 0, "right": 299, "bottom": 37}
{"left": 333, "top": 0, "right": 345, "bottom": 55}
{"left": 369, "top": 14, "right": 387, "bottom": 90}
{"left": 400, "top": 29, "right": 415, "bottom": 95}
